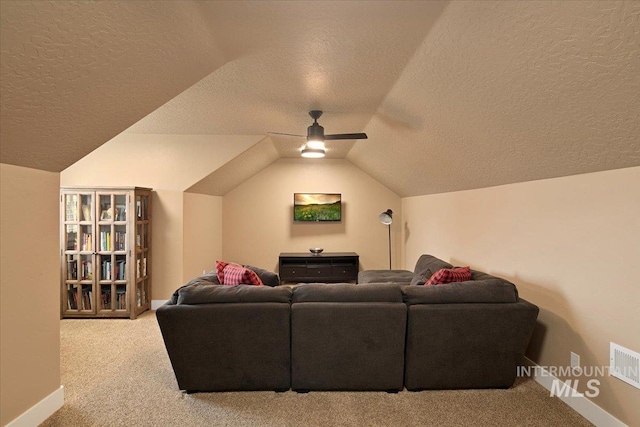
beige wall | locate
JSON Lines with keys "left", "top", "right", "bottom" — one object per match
{"left": 222, "top": 158, "right": 402, "bottom": 273}
{"left": 151, "top": 190, "right": 185, "bottom": 300}
{"left": 402, "top": 166, "right": 640, "bottom": 426}
{"left": 0, "top": 164, "right": 61, "bottom": 426}
{"left": 61, "top": 133, "right": 261, "bottom": 191}
{"left": 183, "top": 193, "right": 223, "bottom": 282}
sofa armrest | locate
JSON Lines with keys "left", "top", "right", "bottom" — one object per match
{"left": 156, "top": 302, "right": 290, "bottom": 391}
{"left": 404, "top": 299, "right": 539, "bottom": 390}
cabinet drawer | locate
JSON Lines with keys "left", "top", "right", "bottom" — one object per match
{"left": 332, "top": 265, "right": 357, "bottom": 279}
{"left": 280, "top": 266, "right": 306, "bottom": 278}
{"left": 307, "top": 264, "right": 332, "bottom": 277}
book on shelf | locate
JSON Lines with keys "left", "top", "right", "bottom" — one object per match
{"left": 67, "top": 260, "right": 78, "bottom": 280}
{"left": 66, "top": 232, "right": 78, "bottom": 251}
{"left": 81, "top": 260, "right": 93, "bottom": 280}
{"left": 116, "top": 288, "right": 126, "bottom": 309}
{"left": 67, "top": 286, "right": 92, "bottom": 311}
{"left": 66, "top": 195, "right": 78, "bottom": 221}
{"left": 81, "top": 233, "right": 92, "bottom": 251}
{"left": 101, "top": 288, "right": 112, "bottom": 310}
{"left": 67, "top": 287, "right": 78, "bottom": 310}
{"left": 81, "top": 205, "right": 91, "bottom": 221}
{"left": 82, "top": 287, "right": 92, "bottom": 310}
{"left": 101, "top": 259, "right": 112, "bottom": 280}
{"left": 115, "top": 231, "right": 126, "bottom": 251}
{"left": 100, "top": 231, "right": 112, "bottom": 251}
{"left": 115, "top": 260, "right": 126, "bottom": 280}
{"left": 116, "top": 205, "right": 126, "bottom": 221}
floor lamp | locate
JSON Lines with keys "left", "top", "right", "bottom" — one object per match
{"left": 379, "top": 209, "right": 393, "bottom": 270}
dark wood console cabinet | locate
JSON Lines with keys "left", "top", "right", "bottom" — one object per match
{"left": 278, "top": 252, "right": 359, "bottom": 283}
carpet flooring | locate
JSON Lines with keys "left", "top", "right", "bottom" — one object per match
{"left": 41, "top": 311, "right": 592, "bottom": 427}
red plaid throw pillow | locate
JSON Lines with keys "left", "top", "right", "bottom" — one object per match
{"left": 216, "top": 260, "right": 231, "bottom": 283}
{"left": 426, "top": 266, "right": 471, "bottom": 286}
{"left": 221, "top": 263, "right": 264, "bottom": 286}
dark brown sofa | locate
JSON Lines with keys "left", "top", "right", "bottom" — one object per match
{"left": 157, "top": 255, "right": 538, "bottom": 393}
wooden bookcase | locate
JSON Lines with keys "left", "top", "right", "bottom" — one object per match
{"left": 60, "top": 187, "right": 152, "bottom": 319}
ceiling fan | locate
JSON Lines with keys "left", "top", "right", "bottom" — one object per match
{"left": 269, "top": 110, "right": 368, "bottom": 158}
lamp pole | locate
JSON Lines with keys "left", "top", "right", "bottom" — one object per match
{"left": 379, "top": 209, "right": 393, "bottom": 270}
{"left": 387, "top": 222, "right": 391, "bottom": 270}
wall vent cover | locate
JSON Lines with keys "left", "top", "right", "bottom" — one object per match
{"left": 610, "top": 342, "right": 640, "bottom": 390}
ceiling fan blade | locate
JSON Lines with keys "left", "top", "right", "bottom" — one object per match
{"left": 324, "top": 133, "right": 368, "bottom": 140}
{"left": 267, "top": 132, "right": 304, "bottom": 137}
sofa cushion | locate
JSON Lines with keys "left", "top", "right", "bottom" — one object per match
{"left": 410, "top": 268, "right": 433, "bottom": 286}
{"left": 168, "top": 272, "right": 221, "bottom": 304}
{"left": 426, "top": 266, "right": 472, "bottom": 285}
{"left": 413, "top": 255, "right": 453, "bottom": 274}
{"left": 402, "top": 279, "right": 518, "bottom": 305}
{"left": 177, "top": 283, "right": 292, "bottom": 305}
{"left": 357, "top": 269, "right": 414, "bottom": 284}
{"left": 244, "top": 265, "right": 280, "bottom": 287}
{"left": 292, "top": 283, "right": 403, "bottom": 303}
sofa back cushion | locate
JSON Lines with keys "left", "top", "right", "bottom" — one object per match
{"left": 413, "top": 255, "right": 453, "bottom": 274}
{"left": 292, "top": 283, "right": 403, "bottom": 303}
{"left": 358, "top": 269, "right": 414, "bottom": 284}
{"left": 410, "top": 268, "right": 433, "bottom": 286}
{"left": 402, "top": 279, "right": 518, "bottom": 305}
{"left": 168, "top": 272, "right": 221, "bottom": 304}
{"left": 177, "top": 284, "right": 292, "bottom": 305}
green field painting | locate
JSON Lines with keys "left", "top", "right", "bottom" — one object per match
{"left": 294, "top": 194, "right": 341, "bottom": 221}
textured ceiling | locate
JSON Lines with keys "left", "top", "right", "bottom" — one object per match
{"left": 2, "top": 1, "right": 639, "bottom": 196}
{"left": 0, "top": 1, "right": 228, "bottom": 171}
{"left": 348, "top": 0, "right": 640, "bottom": 196}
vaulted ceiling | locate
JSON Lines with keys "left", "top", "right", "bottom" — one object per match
{"left": 2, "top": 1, "right": 639, "bottom": 197}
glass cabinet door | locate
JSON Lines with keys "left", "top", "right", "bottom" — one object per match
{"left": 62, "top": 191, "right": 95, "bottom": 315}
{"left": 135, "top": 192, "right": 150, "bottom": 310}
{"left": 96, "top": 192, "right": 128, "bottom": 315}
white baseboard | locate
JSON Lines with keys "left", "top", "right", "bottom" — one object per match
{"left": 151, "top": 299, "right": 168, "bottom": 310}
{"left": 6, "top": 385, "right": 64, "bottom": 427}
{"left": 524, "top": 357, "right": 626, "bottom": 427}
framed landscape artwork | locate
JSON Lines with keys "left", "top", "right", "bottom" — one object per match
{"left": 293, "top": 193, "right": 342, "bottom": 222}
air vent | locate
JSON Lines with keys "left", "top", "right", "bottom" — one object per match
{"left": 610, "top": 342, "right": 640, "bottom": 389}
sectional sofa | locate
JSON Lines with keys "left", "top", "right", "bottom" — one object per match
{"left": 156, "top": 255, "right": 539, "bottom": 393}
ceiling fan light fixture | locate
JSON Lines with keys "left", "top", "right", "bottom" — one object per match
{"left": 301, "top": 147, "right": 326, "bottom": 158}
{"left": 306, "top": 139, "right": 325, "bottom": 150}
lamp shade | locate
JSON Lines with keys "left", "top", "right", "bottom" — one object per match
{"left": 379, "top": 209, "right": 393, "bottom": 225}
{"left": 301, "top": 147, "right": 326, "bottom": 158}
